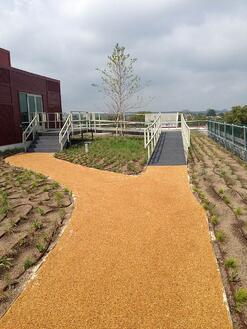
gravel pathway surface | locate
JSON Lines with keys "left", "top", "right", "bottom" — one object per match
{"left": 0, "top": 153, "right": 232, "bottom": 329}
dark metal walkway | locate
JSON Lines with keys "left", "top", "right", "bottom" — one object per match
{"left": 149, "top": 131, "right": 186, "bottom": 166}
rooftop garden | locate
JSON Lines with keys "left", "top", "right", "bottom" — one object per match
{"left": 55, "top": 135, "right": 147, "bottom": 175}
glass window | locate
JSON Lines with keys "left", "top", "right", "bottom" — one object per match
{"left": 36, "top": 96, "right": 43, "bottom": 112}
{"left": 19, "top": 92, "right": 28, "bottom": 124}
{"left": 19, "top": 92, "right": 27, "bottom": 113}
{"left": 28, "top": 95, "right": 36, "bottom": 113}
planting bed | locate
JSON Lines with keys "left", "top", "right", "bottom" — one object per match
{"left": 189, "top": 131, "right": 247, "bottom": 328}
{"left": 55, "top": 136, "right": 147, "bottom": 175}
{"left": 0, "top": 156, "right": 73, "bottom": 317}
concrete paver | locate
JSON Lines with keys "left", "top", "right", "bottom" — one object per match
{"left": 0, "top": 153, "right": 232, "bottom": 329}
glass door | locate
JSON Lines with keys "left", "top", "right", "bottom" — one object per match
{"left": 19, "top": 92, "right": 44, "bottom": 130}
{"left": 27, "top": 94, "right": 43, "bottom": 122}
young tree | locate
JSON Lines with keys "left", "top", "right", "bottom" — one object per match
{"left": 92, "top": 44, "right": 147, "bottom": 134}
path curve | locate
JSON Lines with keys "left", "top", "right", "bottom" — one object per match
{"left": 0, "top": 153, "right": 232, "bottom": 329}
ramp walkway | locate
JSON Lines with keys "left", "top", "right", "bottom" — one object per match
{"left": 149, "top": 131, "right": 186, "bottom": 166}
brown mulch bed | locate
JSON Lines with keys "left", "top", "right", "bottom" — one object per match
{"left": 188, "top": 131, "right": 247, "bottom": 329}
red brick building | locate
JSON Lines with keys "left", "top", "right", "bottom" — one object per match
{"left": 0, "top": 48, "right": 62, "bottom": 148}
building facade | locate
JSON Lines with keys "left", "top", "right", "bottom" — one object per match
{"left": 0, "top": 48, "right": 62, "bottom": 148}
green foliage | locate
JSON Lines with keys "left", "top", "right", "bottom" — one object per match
{"left": 36, "top": 243, "right": 45, "bottom": 253}
{"left": 229, "top": 270, "right": 239, "bottom": 283}
{"left": 59, "top": 208, "right": 66, "bottom": 219}
{"left": 210, "top": 215, "right": 219, "bottom": 226}
{"left": 32, "top": 219, "right": 43, "bottom": 231}
{"left": 206, "top": 109, "right": 216, "bottom": 117}
{"left": 37, "top": 207, "right": 45, "bottom": 216}
{"left": 24, "top": 258, "right": 33, "bottom": 270}
{"left": 235, "top": 288, "right": 247, "bottom": 312}
{"left": 51, "top": 182, "right": 59, "bottom": 189}
{"left": 198, "top": 191, "right": 205, "bottom": 199}
{"left": 0, "top": 191, "right": 9, "bottom": 214}
{"left": 234, "top": 207, "right": 243, "bottom": 216}
{"left": 55, "top": 136, "right": 147, "bottom": 175}
{"left": 54, "top": 192, "right": 63, "bottom": 206}
{"left": 215, "top": 230, "right": 226, "bottom": 242}
{"left": 225, "top": 258, "right": 237, "bottom": 269}
{"left": 0, "top": 256, "right": 12, "bottom": 270}
{"left": 222, "top": 195, "right": 230, "bottom": 205}
{"left": 218, "top": 188, "right": 225, "bottom": 195}
{"left": 202, "top": 201, "right": 210, "bottom": 210}
{"left": 220, "top": 170, "right": 226, "bottom": 178}
{"left": 224, "top": 106, "right": 247, "bottom": 125}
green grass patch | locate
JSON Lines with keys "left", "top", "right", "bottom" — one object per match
{"left": 23, "top": 258, "right": 33, "bottom": 270}
{"left": 225, "top": 257, "right": 237, "bottom": 269}
{"left": 55, "top": 136, "right": 147, "bottom": 175}
{"left": 235, "top": 288, "right": 247, "bottom": 312}
{"left": 215, "top": 230, "right": 226, "bottom": 242}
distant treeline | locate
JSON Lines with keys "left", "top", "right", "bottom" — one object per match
{"left": 223, "top": 106, "right": 247, "bottom": 125}
{"left": 184, "top": 106, "right": 247, "bottom": 125}
{"left": 124, "top": 107, "right": 247, "bottom": 125}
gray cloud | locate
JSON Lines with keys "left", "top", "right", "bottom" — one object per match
{"left": 1, "top": 0, "right": 247, "bottom": 112}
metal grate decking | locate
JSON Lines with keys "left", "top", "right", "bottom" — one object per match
{"left": 149, "top": 131, "right": 186, "bottom": 166}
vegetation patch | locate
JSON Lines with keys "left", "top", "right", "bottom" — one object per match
{"left": 188, "top": 131, "right": 247, "bottom": 328}
{"left": 55, "top": 136, "right": 147, "bottom": 175}
{"left": 0, "top": 157, "right": 73, "bottom": 317}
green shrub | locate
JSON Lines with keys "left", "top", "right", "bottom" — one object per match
{"left": 210, "top": 215, "right": 219, "bottom": 226}
{"left": 37, "top": 207, "right": 45, "bottom": 216}
{"left": 36, "top": 243, "right": 45, "bottom": 253}
{"left": 0, "top": 256, "right": 12, "bottom": 270}
{"left": 234, "top": 207, "right": 243, "bottom": 216}
{"left": 235, "top": 288, "right": 247, "bottom": 312}
{"left": 32, "top": 219, "right": 43, "bottom": 231}
{"left": 215, "top": 230, "right": 226, "bottom": 242}
{"left": 24, "top": 258, "right": 33, "bottom": 270}
{"left": 225, "top": 258, "right": 237, "bottom": 269}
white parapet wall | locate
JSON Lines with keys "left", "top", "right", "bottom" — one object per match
{"left": 181, "top": 114, "right": 190, "bottom": 161}
{"left": 145, "top": 112, "right": 179, "bottom": 128}
{"left": 0, "top": 141, "right": 31, "bottom": 152}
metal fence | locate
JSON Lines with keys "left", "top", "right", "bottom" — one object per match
{"left": 208, "top": 120, "right": 247, "bottom": 161}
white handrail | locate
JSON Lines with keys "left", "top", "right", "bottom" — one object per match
{"left": 181, "top": 114, "right": 190, "bottom": 161}
{"left": 144, "top": 113, "right": 161, "bottom": 162}
{"left": 22, "top": 113, "right": 39, "bottom": 151}
{"left": 59, "top": 113, "right": 73, "bottom": 151}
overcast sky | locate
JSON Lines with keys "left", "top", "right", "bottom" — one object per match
{"left": 1, "top": 0, "right": 247, "bottom": 112}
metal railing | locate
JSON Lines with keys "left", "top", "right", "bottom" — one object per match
{"left": 208, "top": 120, "right": 247, "bottom": 161}
{"left": 28, "top": 112, "right": 65, "bottom": 129}
{"left": 69, "top": 111, "right": 149, "bottom": 133}
{"left": 185, "top": 120, "right": 207, "bottom": 128}
{"left": 22, "top": 113, "right": 39, "bottom": 151}
{"left": 181, "top": 114, "right": 191, "bottom": 161}
{"left": 144, "top": 113, "right": 161, "bottom": 161}
{"left": 58, "top": 113, "right": 73, "bottom": 151}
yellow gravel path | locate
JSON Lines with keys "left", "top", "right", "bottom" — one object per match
{"left": 0, "top": 153, "right": 232, "bottom": 329}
